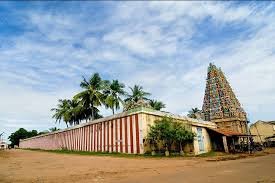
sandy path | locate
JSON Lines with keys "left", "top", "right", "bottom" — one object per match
{"left": 0, "top": 149, "right": 274, "bottom": 183}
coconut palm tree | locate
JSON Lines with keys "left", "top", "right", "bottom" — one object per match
{"left": 51, "top": 98, "right": 85, "bottom": 127}
{"left": 49, "top": 127, "right": 60, "bottom": 132}
{"left": 149, "top": 100, "right": 166, "bottom": 111}
{"left": 74, "top": 73, "right": 105, "bottom": 120}
{"left": 187, "top": 107, "right": 201, "bottom": 119}
{"left": 125, "top": 85, "right": 151, "bottom": 103}
{"left": 51, "top": 99, "right": 72, "bottom": 127}
{"left": 104, "top": 80, "right": 126, "bottom": 114}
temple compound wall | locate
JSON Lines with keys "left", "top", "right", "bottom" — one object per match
{"left": 20, "top": 107, "right": 216, "bottom": 155}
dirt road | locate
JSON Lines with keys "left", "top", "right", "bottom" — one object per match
{"left": 0, "top": 149, "right": 274, "bottom": 183}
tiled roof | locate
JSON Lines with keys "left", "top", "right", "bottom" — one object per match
{"left": 207, "top": 127, "right": 246, "bottom": 136}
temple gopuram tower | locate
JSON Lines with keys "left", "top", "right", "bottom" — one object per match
{"left": 202, "top": 63, "right": 248, "bottom": 134}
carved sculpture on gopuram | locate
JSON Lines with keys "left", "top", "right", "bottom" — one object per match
{"left": 202, "top": 63, "right": 248, "bottom": 134}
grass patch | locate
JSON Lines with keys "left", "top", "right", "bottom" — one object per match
{"left": 21, "top": 148, "right": 196, "bottom": 159}
{"left": 22, "top": 148, "right": 264, "bottom": 160}
{"left": 22, "top": 148, "right": 146, "bottom": 158}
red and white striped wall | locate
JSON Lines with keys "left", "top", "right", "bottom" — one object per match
{"left": 20, "top": 113, "right": 144, "bottom": 154}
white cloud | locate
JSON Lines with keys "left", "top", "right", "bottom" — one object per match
{"left": 0, "top": 2, "right": 275, "bottom": 140}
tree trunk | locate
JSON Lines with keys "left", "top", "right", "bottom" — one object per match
{"left": 66, "top": 123, "right": 68, "bottom": 128}
{"left": 165, "top": 146, "right": 170, "bottom": 156}
{"left": 112, "top": 108, "right": 115, "bottom": 115}
{"left": 180, "top": 142, "right": 184, "bottom": 156}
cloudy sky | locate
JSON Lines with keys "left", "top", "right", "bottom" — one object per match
{"left": 1, "top": 2, "right": 275, "bottom": 140}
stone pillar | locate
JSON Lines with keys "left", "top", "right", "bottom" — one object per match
{"left": 222, "top": 136, "right": 229, "bottom": 153}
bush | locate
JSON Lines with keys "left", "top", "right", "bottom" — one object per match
{"left": 147, "top": 117, "right": 195, "bottom": 155}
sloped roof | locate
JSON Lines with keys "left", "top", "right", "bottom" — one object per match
{"left": 207, "top": 127, "right": 246, "bottom": 136}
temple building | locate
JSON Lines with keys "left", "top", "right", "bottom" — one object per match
{"left": 20, "top": 107, "right": 216, "bottom": 155}
{"left": 202, "top": 63, "right": 248, "bottom": 134}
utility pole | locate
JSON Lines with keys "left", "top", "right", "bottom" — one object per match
{"left": 246, "top": 118, "right": 251, "bottom": 154}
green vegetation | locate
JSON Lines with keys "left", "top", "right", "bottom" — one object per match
{"left": 149, "top": 100, "right": 166, "bottom": 111}
{"left": 51, "top": 73, "right": 166, "bottom": 127}
{"left": 147, "top": 117, "right": 195, "bottom": 156}
{"left": 8, "top": 128, "right": 39, "bottom": 147}
{"left": 103, "top": 80, "right": 126, "bottom": 115}
{"left": 125, "top": 85, "right": 151, "bottom": 103}
{"left": 187, "top": 107, "right": 201, "bottom": 119}
{"left": 22, "top": 148, "right": 194, "bottom": 159}
{"left": 8, "top": 127, "right": 61, "bottom": 147}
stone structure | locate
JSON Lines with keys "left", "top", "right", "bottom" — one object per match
{"left": 202, "top": 63, "right": 248, "bottom": 134}
{"left": 250, "top": 120, "right": 275, "bottom": 143}
{"left": 20, "top": 107, "right": 216, "bottom": 155}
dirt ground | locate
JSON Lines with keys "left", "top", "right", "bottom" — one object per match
{"left": 0, "top": 149, "right": 275, "bottom": 183}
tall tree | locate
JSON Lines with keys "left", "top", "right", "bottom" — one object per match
{"left": 8, "top": 128, "right": 38, "bottom": 147}
{"left": 187, "top": 107, "right": 200, "bottom": 119}
{"left": 104, "top": 80, "right": 126, "bottom": 114}
{"left": 173, "top": 122, "right": 195, "bottom": 155}
{"left": 51, "top": 99, "right": 72, "bottom": 127}
{"left": 51, "top": 99, "right": 84, "bottom": 127}
{"left": 149, "top": 100, "right": 166, "bottom": 111}
{"left": 49, "top": 127, "right": 60, "bottom": 132}
{"left": 125, "top": 85, "right": 151, "bottom": 103}
{"left": 74, "top": 73, "right": 105, "bottom": 120}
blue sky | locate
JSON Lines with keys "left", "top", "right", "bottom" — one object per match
{"left": 1, "top": 2, "right": 275, "bottom": 140}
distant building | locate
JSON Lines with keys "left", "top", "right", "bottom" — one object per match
{"left": 250, "top": 120, "right": 275, "bottom": 143}
{"left": 202, "top": 63, "right": 248, "bottom": 134}
{"left": 0, "top": 140, "right": 8, "bottom": 149}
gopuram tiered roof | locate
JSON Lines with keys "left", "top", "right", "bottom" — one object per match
{"left": 202, "top": 63, "right": 247, "bottom": 133}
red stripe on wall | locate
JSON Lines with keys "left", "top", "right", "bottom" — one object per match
{"left": 88, "top": 125, "right": 91, "bottom": 151}
{"left": 115, "top": 119, "right": 118, "bottom": 152}
{"left": 78, "top": 128, "right": 80, "bottom": 151}
{"left": 107, "top": 121, "right": 109, "bottom": 152}
{"left": 85, "top": 127, "right": 87, "bottom": 151}
{"left": 67, "top": 131, "right": 70, "bottom": 150}
{"left": 84, "top": 127, "right": 87, "bottom": 151}
{"left": 111, "top": 120, "right": 113, "bottom": 152}
{"left": 96, "top": 124, "right": 100, "bottom": 151}
{"left": 73, "top": 129, "right": 75, "bottom": 151}
{"left": 120, "top": 118, "right": 123, "bottom": 153}
{"left": 103, "top": 122, "right": 105, "bottom": 152}
{"left": 80, "top": 128, "right": 83, "bottom": 151}
{"left": 101, "top": 123, "right": 103, "bottom": 152}
{"left": 79, "top": 128, "right": 82, "bottom": 151}
{"left": 130, "top": 115, "right": 134, "bottom": 154}
{"left": 71, "top": 130, "right": 74, "bottom": 150}
{"left": 93, "top": 124, "right": 96, "bottom": 151}
{"left": 125, "top": 117, "right": 128, "bottom": 153}
{"left": 135, "top": 114, "right": 140, "bottom": 154}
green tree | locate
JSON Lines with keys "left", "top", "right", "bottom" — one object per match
{"left": 51, "top": 99, "right": 72, "bottom": 127}
{"left": 49, "top": 127, "right": 60, "bottom": 132}
{"left": 8, "top": 128, "right": 38, "bottom": 147}
{"left": 104, "top": 80, "right": 126, "bottom": 114}
{"left": 149, "top": 100, "right": 166, "bottom": 111}
{"left": 147, "top": 117, "right": 195, "bottom": 156}
{"left": 147, "top": 117, "right": 174, "bottom": 156}
{"left": 187, "top": 107, "right": 200, "bottom": 119}
{"left": 173, "top": 122, "right": 195, "bottom": 155}
{"left": 125, "top": 85, "right": 151, "bottom": 103}
{"left": 74, "top": 73, "right": 105, "bottom": 120}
